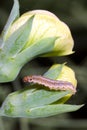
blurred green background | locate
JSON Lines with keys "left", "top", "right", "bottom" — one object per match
{"left": 0, "top": 0, "right": 87, "bottom": 130}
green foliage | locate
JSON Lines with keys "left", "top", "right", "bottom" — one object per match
{"left": 0, "top": 0, "right": 83, "bottom": 118}
{"left": 0, "top": 64, "right": 82, "bottom": 118}
{"left": 2, "top": 0, "right": 19, "bottom": 40}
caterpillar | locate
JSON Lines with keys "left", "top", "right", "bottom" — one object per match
{"left": 23, "top": 75, "right": 76, "bottom": 94}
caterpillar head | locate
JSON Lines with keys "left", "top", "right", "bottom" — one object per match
{"left": 23, "top": 76, "right": 33, "bottom": 83}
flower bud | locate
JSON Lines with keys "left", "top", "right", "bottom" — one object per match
{"left": 7, "top": 10, "right": 74, "bottom": 56}
{"left": 0, "top": 9, "right": 74, "bottom": 82}
{"left": 55, "top": 64, "right": 77, "bottom": 102}
{"left": 56, "top": 64, "right": 77, "bottom": 87}
{"left": 44, "top": 64, "right": 77, "bottom": 103}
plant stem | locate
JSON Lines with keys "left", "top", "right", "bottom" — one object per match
{"left": 19, "top": 118, "right": 30, "bottom": 130}
{"left": 0, "top": 118, "right": 5, "bottom": 130}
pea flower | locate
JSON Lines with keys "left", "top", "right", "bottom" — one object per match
{"left": 0, "top": 0, "right": 74, "bottom": 82}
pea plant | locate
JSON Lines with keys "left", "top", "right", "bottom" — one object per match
{"left": 0, "top": 0, "right": 83, "bottom": 118}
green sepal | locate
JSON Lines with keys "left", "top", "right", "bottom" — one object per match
{"left": 0, "top": 64, "right": 83, "bottom": 118}
{"left": 3, "top": 15, "right": 34, "bottom": 57}
{"left": 0, "top": 87, "right": 71, "bottom": 117}
{"left": 44, "top": 64, "right": 64, "bottom": 79}
{"left": 15, "top": 37, "right": 58, "bottom": 65}
{"left": 25, "top": 104, "right": 83, "bottom": 118}
{"left": 2, "top": 0, "right": 19, "bottom": 41}
{"left": 0, "top": 37, "right": 57, "bottom": 83}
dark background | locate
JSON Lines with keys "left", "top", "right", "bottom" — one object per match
{"left": 0, "top": 0, "right": 87, "bottom": 130}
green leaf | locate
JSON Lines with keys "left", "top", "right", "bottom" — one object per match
{"left": 44, "top": 64, "right": 64, "bottom": 79}
{"left": 2, "top": 0, "right": 19, "bottom": 40}
{"left": 0, "top": 37, "right": 57, "bottom": 83}
{"left": 15, "top": 37, "right": 57, "bottom": 65}
{"left": 0, "top": 86, "right": 70, "bottom": 117}
{"left": 0, "top": 64, "right": 83, "bottom": 118}
{"left": 26, "top": 104, "right": 83, "bottom": 118}
{"left": 3, "top": 16, "right": 34, "bottom": 57}
{"left": 0, "top": 91, "right": 83, "bottom": 118}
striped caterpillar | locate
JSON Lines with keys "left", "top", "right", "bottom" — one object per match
{"left": 23, "top": 75, "right": 76, "bottom": 94}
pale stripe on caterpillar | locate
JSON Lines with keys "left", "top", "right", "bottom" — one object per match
{"left": 23, "top": 75, "right": 76, "bottom": 94}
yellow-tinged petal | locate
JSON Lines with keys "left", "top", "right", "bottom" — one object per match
{"left": 6, "top": 10, "right": 74, "bottom": 56}
{"left": 56, "top": 65, "right": 77, "bottom": 87}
